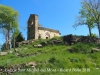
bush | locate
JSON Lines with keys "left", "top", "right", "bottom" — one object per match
{"left": 51, "top": 36, "right": 63, "bottom": 40}
{"left": 87, "top": 33, "right": 98, "bottom": 38}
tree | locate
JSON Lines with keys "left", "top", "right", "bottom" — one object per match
{"left": 81, "top": 0, "right": 100, "bottom": 37}
{"left": 15, "top": 32, "right": 25, "bottom": 43}
{"left": 12, "top": 32, "right": 25, "bottom": 48}
{"left": 0, "top": 43, "right": 2, "bottom": 51}
{"left": 0, "top": 4, "right": 19, "bottom": 50}
{"left": 1, "top": 43, "right": 6, "bottom": 51}
{"left": 0, "top": 28, "right": 8, "bottom": 49}
{"left": 73, "top": 0, "right": 95, "bottom": 37}
{"left": 11, "top": 28, "right": 20, "bottom": 50}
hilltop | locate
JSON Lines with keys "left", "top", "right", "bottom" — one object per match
{"left": 0, "top": 36, "right": 100, "bottom": 75}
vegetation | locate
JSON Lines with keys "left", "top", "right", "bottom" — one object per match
{"left": 87, "top": 33, "right": 98, "bottom": 38}
{"left": 0, "top": 4, "right": 19, "bottom": 50}
{"left": 73, "top": 0, "right": 100, "bottom": 37}
{"left": 82, "top": 0, "right": 100, "bottom": 37}
{"left": 12, "top": 32, "right": 25, "bottom": 48}
{"left": 73, "top": 3, "right": 94, "bottom": 37}
{"left": 0, "top": 0, "right": 100, "bottom": 75}
{"left": 0, "top": 37, "right": 100, "bottom": 75}
{"left": 1, "top": 43, "right": 6, "bottom": 51}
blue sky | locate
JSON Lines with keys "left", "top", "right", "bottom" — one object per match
{"left": 0, "top": 0, "right": 98, "bottom": 45}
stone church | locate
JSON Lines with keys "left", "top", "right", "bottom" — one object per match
{"left": 27, "top": 14, "right": 60, "bottom": 40}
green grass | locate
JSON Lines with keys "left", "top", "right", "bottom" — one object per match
{"left": 0, "top": 38, "right": 100, "bottom": 75}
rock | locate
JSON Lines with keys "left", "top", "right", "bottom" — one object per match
{"left": 55, "top": 40, "right": 62, "bottom": 44}
{"left": 0, "top": 52, "right": 8, "bottom": 56}
{"left": 91, "top": 48, "right": 100, "bottom": 53}
{"left": 20, "top": 63, "right": 26, "bottom": 68}
{"left": 65, "top": 42, "right": 69, "bottom": 46}
{"left": 16, "top": 53, "right": 20, "bottom": 56}
{"left": 29, "top": 39, "right": 35, "bottom": 43}
{"left": 63, "top": 34, "right": 100, "bottom": 45}
{"left": 8, "top": 51, "right": 13, "bottom": 54}
{"left": 26, "top": 62, "right": 37, "bottom": 68}
{"left": 48, "top": 39, "right": 62, "bottom": 45}
{"left": 22, "top": 41, "right": 30, "bottom": 45}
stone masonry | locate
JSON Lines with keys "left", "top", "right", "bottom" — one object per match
{"left": 27, "top": 14, "right": 60, "bottom": 40}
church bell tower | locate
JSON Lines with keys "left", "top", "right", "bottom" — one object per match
{"left": 27, "top": 14, "right": 38, "bottom": 40}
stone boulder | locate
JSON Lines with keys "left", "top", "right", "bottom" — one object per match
{"left": 63, "top": 34, "right": 74, "bottom": 45}
{"left": 0, "top": 52, "right": 8, "bottom": 56}
{"left": 49, "top": 39, "right": 63, "bottom": 45}
{"left": 26, "top": 62, "right": 37, "bottom": 68}
{"left": 22, "top": 41, "right": 30, "bottom": 46}
{"left": 91, "top": 48, "right": 100, "bottom": 53}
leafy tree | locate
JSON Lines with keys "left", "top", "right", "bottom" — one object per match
{"left": 11, "top": 28, "right": 20, "bottom": 50}
{"left": 0, "top": 28, "right": 8, "bottom": 49}
{"left": 12, "top": 32, "right": 25, "bottom": 48}
{"left": 81, "top": 0, "right": 100, "bottom": 37}
{"left": 0, "top": 43, "right": 2, "bottom": 51}
{"left": 73, "top": 0, "right": 95, "bottom": 37}
{"left": 0, "top": 4, "right": 19, "bottom": 49}
{"left": 1, "top": 43, "right": 6, "bottom": 51}
{"left": 15, "top": 32, "right": 25, "bottom": 42}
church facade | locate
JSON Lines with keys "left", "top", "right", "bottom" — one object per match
{"left": 27, "top": 14, "right": 60, "bottom": 40}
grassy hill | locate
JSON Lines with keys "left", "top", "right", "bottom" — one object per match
{"left": 0, "top": 37, "right": 100, "bottom": 75}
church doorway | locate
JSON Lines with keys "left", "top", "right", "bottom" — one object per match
{"left": 46, "top": 37, "right": 49, "bottom": 39}
{"left": 45, "top": 32, "right": 50, "bottom": 39}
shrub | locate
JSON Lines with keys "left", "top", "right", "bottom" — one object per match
{"left": 87, "top": 33, "right": 98, "bottom": 38}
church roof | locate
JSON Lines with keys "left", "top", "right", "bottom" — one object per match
{"left": 38, "top": 27, "right": 60, "bottom": 33}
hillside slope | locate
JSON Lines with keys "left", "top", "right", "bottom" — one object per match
{"left": 0, "top": 37, "right": 100, "bottom": 75}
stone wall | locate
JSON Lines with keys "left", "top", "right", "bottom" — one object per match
{"left": 27, "top": 14, "right": 60, "bottom": 40}
{"left": 38, "top": 29, "right": 60, "bottom": 39}
{"left": 63, "top": 34, "right": 100, "bottom": 45}
{"left": 27, "top": 14, "right": 38, "bottom": 40}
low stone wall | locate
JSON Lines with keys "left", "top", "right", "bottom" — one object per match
{"left": 16, "top": 34, "right": 100, "bottom": 47}
{"left": 63, "top": 34, "right": 100, "bottom": 45}
{"left": 17, "top": 39, "right": 35, "bottom": 47}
